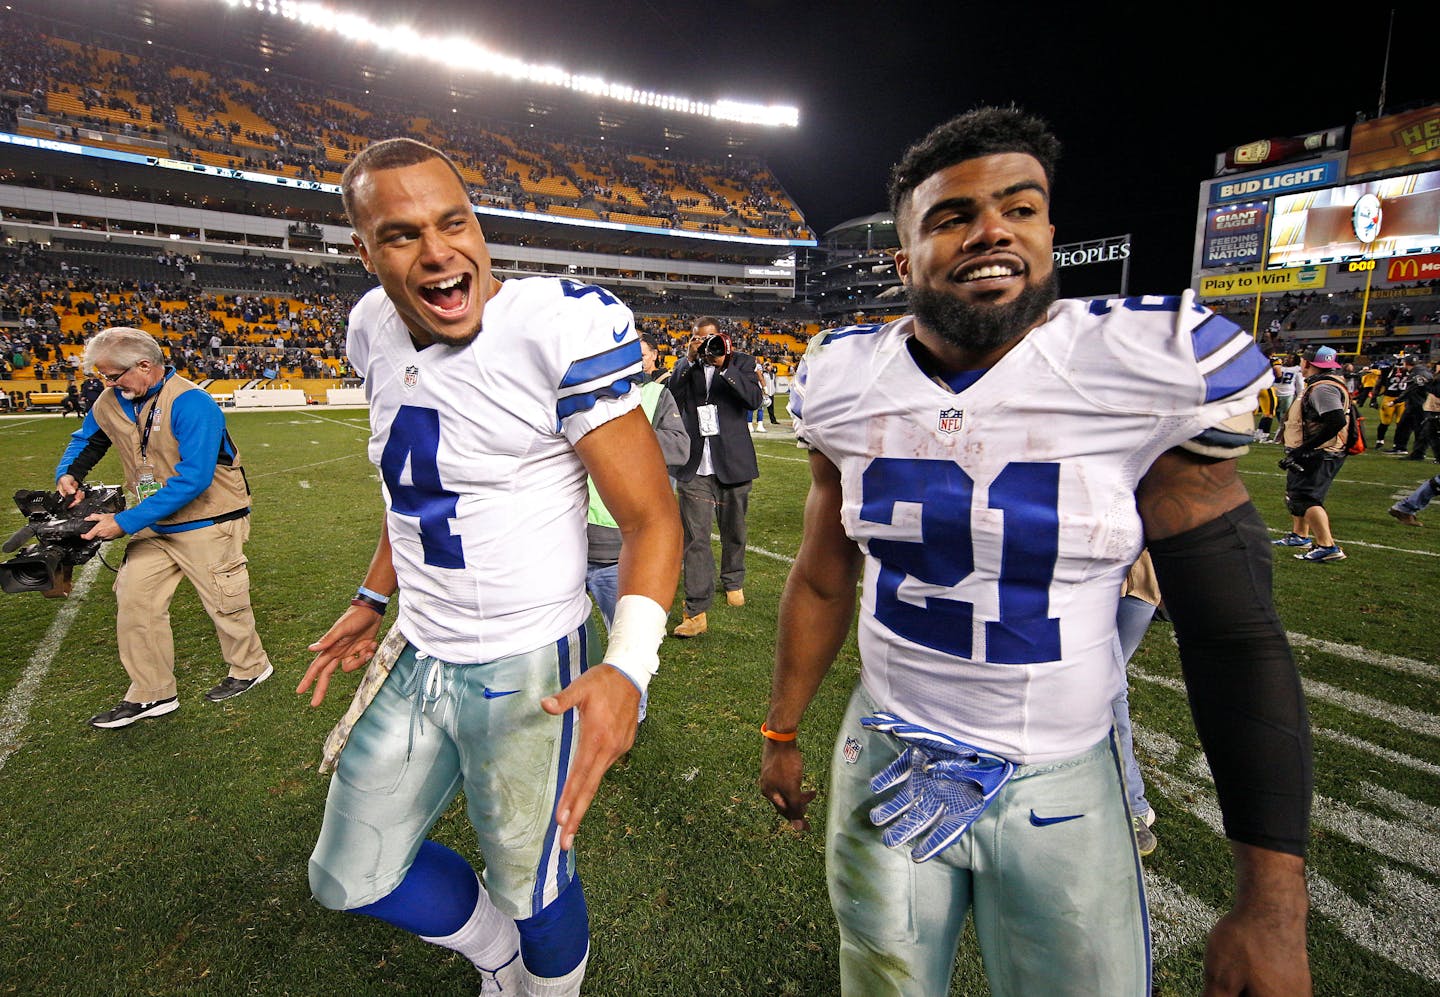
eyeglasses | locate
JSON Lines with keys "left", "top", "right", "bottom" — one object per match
{"left": 96, "top": 365, "right": 135, "bottom": 384}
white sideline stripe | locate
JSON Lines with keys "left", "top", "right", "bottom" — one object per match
{"left": 0, "top": 418, "right": 50, "bottom": 431}
{"left": 1143, "top": 872, "right": 1219, "bottom": 961}
{"left": 1287, "top": 632, "right": 1438, "bottom": 681}
{"left": 0, "top": 558, "right": 101, "bottom": 773}
{"left": 1133, "top": 671, "right": 1440, "bottom": 776}
{"left": 1133, "top": 667, "right": 1440, "bottom": 740}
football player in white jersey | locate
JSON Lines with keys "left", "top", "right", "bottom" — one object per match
{"left": 297, "top": 139, "right": 680, "bottom": 996}
{"left": 760, "top": 108, "right": 1312, "bottom": 996}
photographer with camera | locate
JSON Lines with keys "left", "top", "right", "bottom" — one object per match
{"left": 54, "top": 327, "right": 272, "bottom": 729}
{"left": 1272, "top": 345, "right": 1351, "bottom": 563}
{"left": 667, "top": 318, "right": 764, "bottom": 637}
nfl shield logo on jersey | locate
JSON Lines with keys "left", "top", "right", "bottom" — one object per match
{"left": 403, "top": 364, "right": 420, "bottom": 390}
{"left": 937, "top": 408, "right": 964, "bottom": 434}
{"left": 842, "top": 735, "right": 863, "bottom": 765}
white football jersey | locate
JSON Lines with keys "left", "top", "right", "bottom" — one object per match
{"left": 791, "top": 292, "right": 1272, "bottom": 764}
{"left": 347, "top": 276, "right": 642, "bottom": 663}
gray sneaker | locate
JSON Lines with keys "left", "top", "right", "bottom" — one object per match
{"left": 1133, "top": 814, "right": 1157, "bottom": 857}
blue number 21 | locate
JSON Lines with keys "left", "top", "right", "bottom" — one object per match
{"left": 861, "top": 458, "right": 1060, "bottom": 664}
{"left": 380, "top": 405, "right": 465, "bottom": 569}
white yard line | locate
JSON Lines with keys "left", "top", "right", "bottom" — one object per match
{"left": 1134, "top": 724, "right": 1440, "bottom": 984}
{"left": 1134, "top": 667, "right": 1440, "bottom": 747}
{"left": 1287, "top": 632, "right": 1437, "bottom": 681}
{"left": 246, "top": 452, "right": 367, "bottom": 479}
{"left": 0, "top": 558, "right": 101, "bottom": 773}
{"left": 1143, "top": 872, "right": 1220, "bottom": 961}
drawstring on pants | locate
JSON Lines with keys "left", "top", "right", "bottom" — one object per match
{"left": 403, "top": 653, "right": 449, "bottom": 758}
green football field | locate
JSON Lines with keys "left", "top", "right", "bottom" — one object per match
{"left": 0, "top": 407, "right": 1435, "bottom": 996}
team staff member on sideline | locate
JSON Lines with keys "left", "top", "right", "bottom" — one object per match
{"left": 760, "top": 107, "right": 1312, "bottom": 997}
{"left": 56, "top": 326, "right": 271, "bottom": 729}
{"left": 1272, "top": 345, "right": 1351, "bottom": 563}
{"left": 297, "top": 139, "right": 680, "bottom": 996}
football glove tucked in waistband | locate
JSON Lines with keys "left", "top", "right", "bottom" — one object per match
{"left": 860, "top": 712, "right": 1016, "bottom": 863}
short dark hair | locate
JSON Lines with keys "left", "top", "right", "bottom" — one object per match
{"left": 694, "top": 317, "right": 721, "bottom": 335}
{"left": 888, "top": 105, "right": 1061, "bottom": 225}
{"left": 341, "top": 138, "right": 468, "bottom": 228}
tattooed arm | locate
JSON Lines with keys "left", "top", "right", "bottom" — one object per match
{"left": 1135, "top": 449, "right": 1252, "bottom": 539}
{"left": 1135, "top": 448, "right": 1313, "bottom": 997}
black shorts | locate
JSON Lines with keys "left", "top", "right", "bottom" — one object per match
{"left": 1284, "top": 452, "right": 1345, "bottom": 514}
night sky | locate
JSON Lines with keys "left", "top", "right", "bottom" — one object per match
{"left": 356, "top": 1, "right": 1435, "bottom": 295}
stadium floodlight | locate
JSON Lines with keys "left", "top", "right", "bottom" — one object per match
{"left": 210, "top": 0, "right": 798, "bottom": 128}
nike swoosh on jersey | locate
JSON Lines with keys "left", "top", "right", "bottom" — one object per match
{"left": 482, "top": 688, "right": 519, "bottom": 699}
{"left": 613, "top": 325, "right": 630, "bottom": 342}
{"left": 1028, "top": 810, "right": 1085, "bottom": 827}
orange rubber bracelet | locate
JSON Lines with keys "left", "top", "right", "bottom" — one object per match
{"left": 760, "top": 722, "right": 797, "bottom": 742}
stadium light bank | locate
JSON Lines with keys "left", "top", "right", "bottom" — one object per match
{"left": 214, "top": 0, "right": 800, "bottom": 128}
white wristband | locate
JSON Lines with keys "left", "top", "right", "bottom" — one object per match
{"left": 602, "top": 594, "right": 668, "bottom": 694}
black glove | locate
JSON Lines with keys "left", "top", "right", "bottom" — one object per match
{"left": 1278, "top": 450, "right": 1318, "bottom": 472}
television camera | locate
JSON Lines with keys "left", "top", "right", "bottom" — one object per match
{"left": 0, "top": 485, "right": 126, "bottom": 596}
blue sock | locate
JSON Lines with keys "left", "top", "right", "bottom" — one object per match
{"left": 516, "top": 874, "right": 589, "bottom": 977}
{"left": 351, "top": 840, "right": 479, "bottom": 937}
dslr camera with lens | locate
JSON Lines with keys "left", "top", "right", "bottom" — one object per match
{"left": 0, "top": 486, "right": 126, "bottom": 596}
{"left": 702, "top": 332, "right": 731, "bottom": 360}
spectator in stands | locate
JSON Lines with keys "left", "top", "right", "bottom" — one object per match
{"left": 668, "top": 318, "right": 764, "bottom": 637}
{"left": 55, "top": 326, "right": 272, "bottom": 729}
{"left": 79, "top": 373, "right": 104, "bottom": 411}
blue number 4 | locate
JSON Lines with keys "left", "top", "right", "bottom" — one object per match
{"left": 861, "top": 458, "right": 1060, "bottom": 664}
{"left": 380, "top": 405, "right": 465, "bottom": 569}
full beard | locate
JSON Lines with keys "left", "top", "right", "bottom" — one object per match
{"left": 909, "top": 270, "right": 1060, "bottom": 355}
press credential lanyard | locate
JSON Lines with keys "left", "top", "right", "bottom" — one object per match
{"left": 135, "top": 393, "right": 161, "bottom": 501}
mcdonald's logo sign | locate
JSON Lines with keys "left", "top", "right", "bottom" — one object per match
{"left": 1387, "top": 254, "right": 1440, "bottom": 282}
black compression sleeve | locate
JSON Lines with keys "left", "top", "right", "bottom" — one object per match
{"left": 1146, "top": 502, "right": 1312, "bottom": 857}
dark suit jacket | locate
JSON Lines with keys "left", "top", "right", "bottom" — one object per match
{"left": 668, "top": 351, "right": 763, "bottom": 485}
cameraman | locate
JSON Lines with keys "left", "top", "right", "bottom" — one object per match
{"left": 1272, "top": 345, "right": 1350, "bottom": 563}
{"left": 667, "top": 318, "right": 764, "bottom": 637}
{"left": 55, "top": 327, "right": 272, "bottom": 729}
